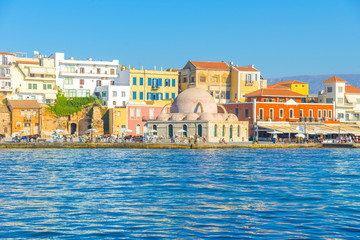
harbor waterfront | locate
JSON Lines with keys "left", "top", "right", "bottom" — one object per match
{"left": 0, "top": 148, "right": 359, "bottom": 239}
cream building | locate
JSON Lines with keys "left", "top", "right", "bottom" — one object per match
{"left": 147, "top": 88, "right": 249, "bottom": 143}
{"left": 0, "top": 52, "right": 15, "bottom": 102}
{"left": 10, "top": 55, "right": 57, "bottom": 103}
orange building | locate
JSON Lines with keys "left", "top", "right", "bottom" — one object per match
{"left": 7, "top": 100, "right": 41, "bottom": 136}
{"left": 223, "top": 88, "right": 335, "bottom": 136}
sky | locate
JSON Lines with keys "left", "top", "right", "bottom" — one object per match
{"left": 0, "top": 0, "right": 359, "bottom": 78}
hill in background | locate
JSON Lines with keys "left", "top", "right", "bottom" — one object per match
{"left": 267, "top": 74, "right": 360, "bottom": 94}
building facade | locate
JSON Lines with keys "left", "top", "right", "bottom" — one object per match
{"left": 0, "top": 52, "right": 15, "bottom": 102}
{"left": 7, "top": 100, "right": 41, "bottom": 136}
{"left": 10, "top": 56, "right": 57, "bottom": 103}
{"left": 109, "top": 107, "right": 127, "bottom": 135}
{"left": 120, "top": 68, "right": 179, "bottom": 106}
{"left": 268, "top": 80, "right": 309, "bottom": 96}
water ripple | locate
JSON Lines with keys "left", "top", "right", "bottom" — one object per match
{"left": 0, "top": 148, "right": 359, "bottom": 238}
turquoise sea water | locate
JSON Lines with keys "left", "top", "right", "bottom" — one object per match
{"left": 0, "top": 148, "right": 359, "bottom": 239}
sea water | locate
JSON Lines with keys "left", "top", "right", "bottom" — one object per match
{"left": 0, "top": 148, "right": 359, "bottom": 239}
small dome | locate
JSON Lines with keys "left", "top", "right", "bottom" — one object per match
{"left": 184, "top": 113, "right": 200, "bottom": 120}
{"left": 197, "top": 113, "right": 215, "bottom": 121}
{"left": 157, "top": 113, "right": 171, "bottom": 121}
{"left": 169, "top": 113, "right": 186, "bottom": 121}
{"left": 226, "top": 113, "right": 238, "bottom": 122}
{"left": 171, "top": 88, "right": 218, "bottom": 114}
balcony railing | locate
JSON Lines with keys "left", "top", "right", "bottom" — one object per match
{"left": 142, "top": 116, "right": 155, "bottom": 121}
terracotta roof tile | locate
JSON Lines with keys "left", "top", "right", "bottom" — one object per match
{"left": 16, "top": 60, "right": 39, "bottom": 64}
{"left": 233, "top": 66, "right": 259, "bottom": 72}
{"left": 190, "top": 61, "right": 229, "bottom": 70}
{"left": 322, "top": 76, "right": 347, "bottom": 83}
{"left": 0, "top": 52, "right": 14, "bottom": 56}
{"left": 7, "top": 100, "right": 40, "bottom": 109}
{"left": 345, "top": 85, "right": 360, "bottom": 94}
{"left": 244, "top": 88, "right": 306, "bottom": 97}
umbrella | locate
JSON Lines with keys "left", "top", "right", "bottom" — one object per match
{"left": 114, "top": 129, "right": 121, "bottom": 132}
{"left": 149, "top": 129, "right": 157, "bottom": 133}
{"left": 267, "top": 130, "right": 282, "bottom": 134}
{"left": 12, "top": 132, "right": 20, "bottom": 137}
{"left": 85, "top": 128, "right": 98, "bottom": 133}
{"left": 295, "top": 133, "right": 305, "bottom": 138}
{"left": 177, "top": 129, "right": 186, "bottom": 133}
{"left": 122, "top": 129, "right": 132, "bottom": 133}
{"left": 53, "top": 129, "right": 64, "bottom": 135}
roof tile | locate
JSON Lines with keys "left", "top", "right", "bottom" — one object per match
{"left": 244, "top": 88, "right": 306, "bottom": 97}
{"left": 7, "top": 100, "right": 40, "bottom": 109}
{"left": 322, "top": 76, "right": 347, "bottom": 83}
{"left": 190, "top": 61, "right": 229, "bottom": 70}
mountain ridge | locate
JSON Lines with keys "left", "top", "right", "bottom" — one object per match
{"left": 267, "top": 74, "right": 360, "bottom": 94}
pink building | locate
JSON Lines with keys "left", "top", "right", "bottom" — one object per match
{"left": 126, "top": 104, "right": 166, "bottom": 135}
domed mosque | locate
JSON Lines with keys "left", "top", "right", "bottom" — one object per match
{"left": 147, "top": 88, "right": 248, "bottom": 142}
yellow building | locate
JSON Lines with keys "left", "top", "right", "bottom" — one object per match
{"left": 268, "top": 80, "right": 309, "bottom": 96}
{"left": 230, "top": 65, "right": 266, "bottom": 102}
{"left": 180, "top": 61, "right": 230, "bottom": 104}
{"left": 11, "top": 56, "right": 57, "bottom": 103}
{"left": 109, "top": 107, "right": 127, "bottom": 135}
{"left": 121, "top": 68, "right": 179, "bottom": 106}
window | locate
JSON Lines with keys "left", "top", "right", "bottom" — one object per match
{"left": 200, "top": 76, "right": 206, "bottom": 82}
{"left": 337, "top": 98, "right": 344, "bottom": 104}
{"left": 215, "top": 91, "right": 219, "bottom": 99}
{"left": 269, "top": 109, "right": 274, "bottom": 120}
{"left": 28, "top": 83, "right": 32, "bottom": 89}
{"left": 21, "top": 110, "right": 25, "bottom": 116}
{"left": 78, "top": 90, "right": 90, "bottom": 97}
{"left": 318, "top": 110, "right": 322, "bottom": 119}
{"left": 279, "top": 109, "right": 284, "bottom": 118}
{"left": 212, "top": 77, "right": 218, "bottom": 83}
{"left": 117, "top": 111, "right": 121, "bottom": 117}
{"left": 136, "top": 124, "right": 141, "bottom": 135}
{"left": 171, "top": 93, "right": 175, "bottom": 99}
{"left": 323, "top": 110, "right": 327, "bottom": 118}
{"left": 148, "top": 78, "right": 152, "bottom": 86}
{"left": 136, "top": 108, "right": 141, "bottom": 117}
{"left": 235, "top": 108, "right": 239, "bottom": 117}
{"left": 121, "top": 91, "right": 126, "bottom": 97}
{"left": 97, "top": 68, "right": 100, "bottom": 74}
{"left": 101, "top": 91, "right": 107, "bottom": 97}
{"left": 113, "top": 101, "right": 116, "bottom": 105}
{"left": 328, "top": 110, "right": 332, "bottom": 118}
{"left": 165, "top": 79, "right": 170, "bottom": 87}
{"left": 149, "top": 109, "right": 154, "bottom": 120}
{"left": 326, "top": 98, "right": 333, "bottom": 103}
{"left": 226, "top": 92, "right": 230, "bottom": 100}
{"left": 172, "top": 79, "right": 175, "bottom": 87}
{"left": 221, "top": 92, "right": 225, "bottom": 99}
{"left": 41, "top": 74, "right": 44, "bottom": 78}
{"left": 80, "top": 67, "right": 84, "bottom": 73}
{"left": 140, "top": 77, "right": 143, "bottom": 86}
{"left": 47, "top": 84, "right": 52, "bottom": 89}
{"left": 191, "top": 77, "right": 195, "bottom": 83}
{"left": 259, "top": 109, "right": 264, "bottom": 120}
{"left": 237, "top": 126, "right": 240, "bottom": 137}
{"left": 139, "top": 92, "right": 144, "bottom": 100}
{"left": 24, "top": 123, "right": 31, "bottom": 127}
{"left": 182, "top": 77, "right": 187, "bottom": 83}
{"left": 64, "top": 77, "right": 73, "bottom": 85}
{"left": 110, "top": 69, "right": 115, "bottom": 74}
{"left": 65, "top": 64, "right": 75, "bottom": 73}
{"left": 338, "top": 86, "right": 343, "bottom": 93}
{"left": 300, "top": 109, "right": 303, "bottom": 117}
{"left": 130, "top": 108, "right": 134, "bottom": 117}
{"left": 133, "top": 77, "right": 137, "bottom": 85}
{"left": 222, "top": 125, "right": 225, "bottom": 137}
{"left": 245, "top": 109, "right": 248, "bottom": 118}
{"left": 112, "top": 91, "right": 117, "bottom": 97}
{"left": 214, "top": 124, "right": 217, "bottom": 137}
{"left": 80, "top": 79, "right": 84, "bottom": 85}
{"left": 64, "top": 89, "right": 76, "bottom": 97}
{"left": 309, "top": 109, "right": 313, "bottom": 118}
{"left": 289, "top": 109, "right": 294, "bottom": 118}
{"left": 165, "top": 93, "right": 169, "bottom": 99}
{"left": 327, "top": 87, "right": 332, "bottom": 93}
{"left": 132, "top": 91, "right": 137, "bottom": 100}
{"left": 32, "top": 84, "right": 37, "bottom": 89}
{"left": 31, "top": 96, "right": 36, "bottom": 100}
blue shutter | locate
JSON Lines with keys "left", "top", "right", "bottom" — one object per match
{"left": 160, "top": 93, "right": 163, "bottom": 100}
{"left": 172, "top": 93, "right": 175, "bottom": 99}
{"left": 158, "top": 78, "right": 162, "bottom": 86}
{"left": 133, "top": 91, "right": 137, "bottom": 100}
{"left": 166, "top": 93, "right": 169, "bottom": 99}
{"left": 140, "top": 77, "right": 143, "bottom": 86}
{"left": 226, "top": 92, "right": 230, "bottom": 99}
{"left": 148, "top": 78, "right": 152, "bottom": 86}
{"left": 172, "top": 79, "right": 175, "bottom": 87}
{"left": 133, "top": 77, "right": 136, "bottom": 85}
{"left": 140, "top": 92, "right": 143, "bottom": 100}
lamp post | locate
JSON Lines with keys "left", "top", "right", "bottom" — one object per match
{"left": 338, "top": 125, "right": 341, "bottom": 143}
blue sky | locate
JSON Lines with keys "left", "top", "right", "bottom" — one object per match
{"left": 0, "top": 0, "right": 359, "bottom": 78}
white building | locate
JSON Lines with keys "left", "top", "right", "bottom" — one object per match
{"left": 0, "top": 52, "right": 15, "bottom": 97}
{"left": 318, "top": 76, "right": 360, "bottom": 122}
{"left": 50, "top": 52, "right": 130, "bottom": 108}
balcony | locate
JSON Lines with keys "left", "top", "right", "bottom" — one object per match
{"left": 60, "top": 69, "right": 117, "bottom": 78}
{"left": 0, "top": 86, "right": 12, "bottom": 92}
{"left": 0, "top": 74, "right": 11, "bottom": 79}
{"left": 245, "top": 81, "right": 255, "bottom": 86}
